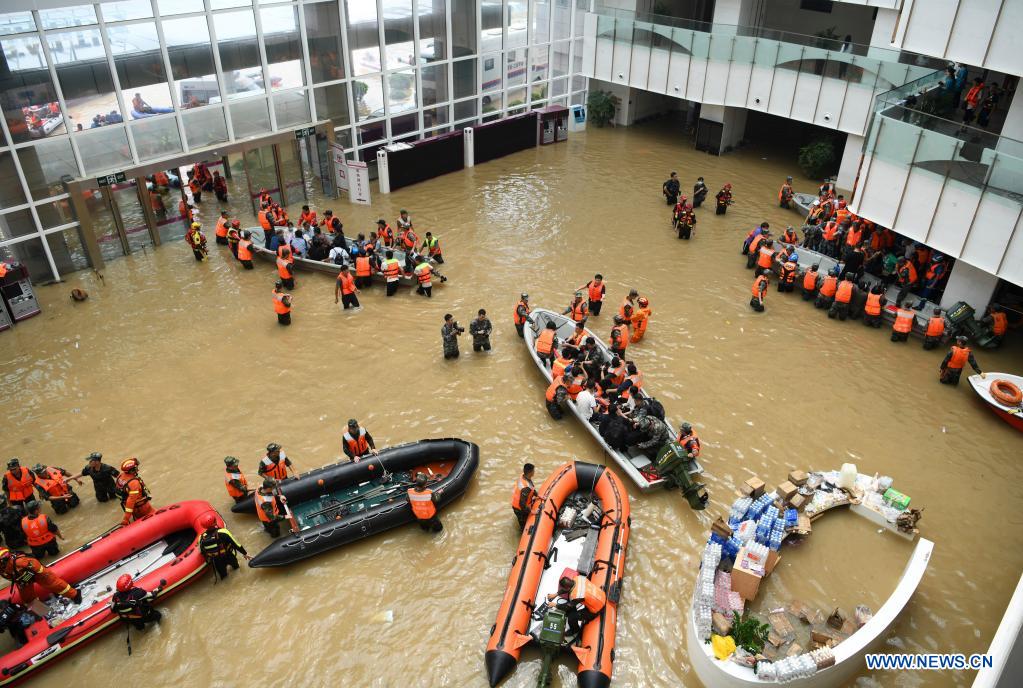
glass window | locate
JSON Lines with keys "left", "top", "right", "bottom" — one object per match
{"left": 230, "top": 96, "right": 271, "bottom": 139}
{"left": 453, "top": 99, "right": 476, "bottom": 121}
{"left": 391, "top": 113, "right": 417, "bottom": 137}
{"left": 507, "top": 52, "right": 526, "bottom": 88}
{"left": 156, "top": 0, "right": 205, "bottom": 16}
{"left": 453, "top": 59, "right": 476, "bottom": 98}
{"left": 357, "top": 121, "right": 385, "bottom": 145}
{"left": 0, "top": 208, "right": 36, "bottom": 241}
{"left": 274, "top": 90, "right": 311, "bottom": 128}
{"left": 533, "top": 0, "right": 551, "bottom": 44}
{"left": 75, "top": 126, "right": 133, "bottom": 176}
{"left": 387, "top": 70, "right": 417, "bottom": 115}
{"left": 214, "top": 10, "right": 265, "bottom": 99}
{"left": 182, "top": 106, "right": 229, "bottom": 148}
{"left": 305, "top": 2, "right": 345, "bottom": 83}
{"left": 552, "top": 40, "right": 570, "bottom": 78}
{"left": 421, "top": 64, "right": 449, "bottom": 107}
{"left": 210, "top": 0, "right": 252, "bottom": 9}
{"left": 572, "top": 75, "right": 586, "bottom": 92}
{"left": 0, "top": 236, "right": 52, "bottom": 282}
{"left": 107, "top": 23, "right": 174, "bottom": 113}
{"left": 451, "top": 0, "right": 476, "bottom": 57}
{"left": 353, "top": 75, "right": 383, "bottom": 120}
{"left": 334, "top": 128, "right": 353, "bottom": 149}
{"left": 483, "top": 92, "right": 502, "bottom": 114}
{"left": 418, "top": 0, "right": 446, "bottom": 62}
{"left": 553, "top": 0, "right": 571, "bottom": 41}
{"left": 423, "top": 105, "right": 448, "bottom": 128}
{"left": 0, "top": 12, "right": 36, "bottom": 36}
{"left": 482, "top": 54, "right": 501, "bottom": 97}
{"left": 348, "top": 0, "right": 381, "bottom": 76}
{"left": 508, "top": 1, "right": 528, "bottom": 49}
{"left": 48, "top": 29, "right": 120, "bottom": 129}
{"left": 132, "top": 115, "right": 183, "bottom": 161}
{"left": 36, "top": 199, "right": 76, "bottom": 229}
{"left": 314, "top": 84, "right": 351, "bottom": 126}
{"left": 0, "top": 35, "right": 67, "bottom": 143}
{"left": 482, "top": 0, "right": 503, "bottom": 52}
{"left": 164, "top": 16, "right": 220, "bottom": 108}
{"left": 100, "top": 1, "right": 153, "bottom": 23}
{"left": 383, "top": 0, "right": 415, "bottom": 71}
{"left": 550, "top": 77, "right": 568, "bottom": 97}
{"left": 531, "top": 44, "right": 549, "bottom": 83}
{"left": 19, "top": 137, "right": 77, "bottom": 200}
{"left": 261, "top": 5, "right": 304, "bottom": 90}
{"left": 0, "top": 152, "right": 27, "bottom": 208}
{"left": 507, "top": 87, "right": 527, "bottom": 111}
{"left": 47, "top": 227, "right": 92, "bottom": 274}
{"left": 38, "top": 6, "right": 97, "bottom": 30}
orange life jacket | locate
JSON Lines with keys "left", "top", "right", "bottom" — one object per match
{"left": 567, "top": 330, "right": 585, "bottom": 347}
{"left": 552, "top": 356, "right": 570, "bottom": 380}
{"left": 757, "top": 246, "right": 774, "bottom": 269}
{"left": 822, "top": 222, "right": 838, "bottom": 241}
{"left": 36, "top": 468, "right": 70, "bottom": 498}
{"left": 255, "top": 492, "right": 279, "bottom": 523}
{"left": 845, "top": 227, "right": 862, "bottom": 247}
{"left": 407, "top": 488, "right": 436, "bottom": 520}
{"left": 587, "top": 281, "right": 604, "bottom": 302}
{"left": 4, "top": 468, "right": 35, "bottom": 502}
{"left": 273, "top": 291, "right": 290, "bottom": 315}
{"left": 748, "top": 235, "right": 765, "bottom": 254}
{"left": 513, "top": 300, "right": 530, "bottom": 326}
{"left": 781, "top": 262, "right": 797, "bottom": 283}
{"left": 947, "top": 345, "right": 971, "bottom": 369}
{"left": 835, "top": 281, "right": 854, "bottom": 304}
{"left": 865, "top": 293, "right": 882, "bottom": 316}
{"left": 338, "top": 272, "right": 356, "bottom": 295}
{"left": 610, "top": 324, "right": 629, "bottom": 350}
{"left": 802, "top": 270, "right": 818, "bottom": 291}
{"left": 925, "top": 316, "right": 945, "bottom": 338}
{"left": 609, "top": 364, "right": 626, "bottom": 386}
{"left": 779, "top": 183, "right": 792, "bottom": 202}
{"left": 568, "top": 300, "right": 587, "bottom": 322}
{"left": 237, "top": 240, "right": 252, "bottom": 261}
{"left": 751, "top": 275, "right": 768, "bottom": 298}
{"left": 154, "top": 172, "right": 169, "bottom": 186}
{"left": 570, "top": 576, "right": 606, "bottom": 614}
{"left": 379, "top": 225, "right": 394, "bottom": 245}
{"left": 535, "top": 329, "right": 556, "bottom": 355}
{"left": 617, "top": 298, "right": 634, "bottom": 320}
{"left": 261, "top": 453, "right": 289, "bottom": 480}
{"left": 781, "top": 230, "right": 798, "bottom": 244}
{"left": 215, "top": 218, "right": 229, "bottom": 238}
{"left": 620, "top": 372, "right": 643, "bottom": 400}
{"left": 343, "top": 428, "right": 369, "bottom": 456}
{"left": 299, "top": 210, "right": 317, "bottom": 226}
{"left": 225, "top": 468, "right": 248, "bottom": 499}
{"left": 991, "top": 312, "right": 1007, "bottom": 336}
{"left": 511, "top": 476, "right": 536, "bottom": 511}
{"left": 546, "top": 376, "right": 567, "bottom": 402}
{"left": 565, "top": 375, "right": 585, "bottom": 400}
{"left": 276, "top": 257, "right": 293, "bottom": 279}
{"left": 835, "top": 208, "right": 850, "bottom": 227}
{"left": 355, "top": 257, "right": 371, "bottom": 277}
{"left": 819, "top": 276, "right": 837, "bottom": 298}
{"left": 899, "top": 262, "right": 918, "bottom": 285}
{"left": 893, "top": 308, "right": 915, "bottom": 333}
{"left": 21, "top": 515, "right": 54, "bottom": 547}
{"left": 401, "top": 229, "right": 418, "bottom": 250}
{"left": 415, "top": 263, "right": 433, "bottom": 284}
{"left": 381, "top": 259, "right": 401, "bottom": 280}
{"left": 258, "top": 210, "right": 272, "bottom": 231}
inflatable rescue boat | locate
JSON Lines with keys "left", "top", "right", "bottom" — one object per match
{"left": 232, "top": 438, "right": 478, "bottom": 567}
{"left": 485, "top": 461, "right": 630, "bottom": 688}
{"left": 0, "top": 500, "right": 215, "bottom": 685}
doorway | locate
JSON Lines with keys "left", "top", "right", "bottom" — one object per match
{"left": 85, "top": 180, "right": 155, "bottom": 261}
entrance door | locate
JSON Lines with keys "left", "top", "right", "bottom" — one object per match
{"left": 242, "top": 145, "right": 281, "bottom": 216}
{"left": 112, "top": 181, "right": 154, "bottom": 254}
{"left": 278, "top": 139, "right": 307, "bottom": 207}
{"left": 87, "top": 181, "right": 154, "bottom": 261}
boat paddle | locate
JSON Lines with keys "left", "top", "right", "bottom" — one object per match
{"left": 273, "top": 484, "right": 300, "bottom": 534}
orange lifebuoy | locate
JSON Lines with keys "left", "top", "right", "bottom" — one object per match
{"left": 990, "top": 379, "right": 1022, "bottom": 406}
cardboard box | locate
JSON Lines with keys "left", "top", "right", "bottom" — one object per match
{"left": 730, "top": 561, "right": 763, "bottom": 601}
{"left": 788, "top": 493, "right": 807, "bottom": 510}
{"left": 744, "top": 477, "right": 765, "bottom": 498}
{"left": 712, "top": 611, "right": 733, "bottom": 636}
{"left": 777, "top": 481, "right": 798, "bottom": 500}
{"left": 767, "top": 630, "right": 783, "bottom": 648}
{"left": 788, "top": 470, "right": 808, "bottom": 486}
{"left": 811, "top": 627, "right": 838, "bottom": 647}
{"left": 768, "top": 612, "right": 795, "bottom": 641}
{"left": 765, "top": 549, "right": 782, "bottom": 576}
{"left": 796, "top": 514, "right": 812, "bottom": 534}
{"left": 711, "top": 516, "right": 733, "bottom": 540}
{"left": 785, "top": 642, "right": 804, "bottom": 658}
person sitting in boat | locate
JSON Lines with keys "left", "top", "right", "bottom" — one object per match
{"left": 342, "top": 419, "right": 378, "bottom": 462}
{"left": 562, "top": 322, "right": 586, "bottom": 357}
{"left": 198, "top": 513, "right": 250, "bottom": 580}
{"left": 631, "top": 415, "right": 671, "bottom": 457}
{"left": 111, "top": 574, "right": 162, "bottom": 630}
{"left": 0, "top": 599, "right": 39, "bottom": 646}
{"left": 562, "top": 576, "right": 606, "bottom": 636}
{"left": 0, "top": 546, "right": 81, "bottom": 604}
{"left": 407, "top": 473, "right": 442, "bottom": 533}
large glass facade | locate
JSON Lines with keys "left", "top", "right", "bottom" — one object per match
{"left": 0, "top": 0, "right": 588, "bottom": 282}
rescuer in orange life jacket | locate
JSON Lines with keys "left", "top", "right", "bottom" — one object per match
{"left": 116, "top": 457, "right": 154, "bottom": 526}
{"left": 939, "top": 336, "right": 984, "bottom": 386}
{"left": 342, "top": 419, "right": 378, "bottom": 462}
{"left": 546, "top": 575, "right": 607, "bottom": 636}
{"left": 510, "top": 463, "right": 538, "bottom": 529}
{"left": 21, "top": 500, "right": 64, "bottom": 559}
{"left": 407, "top": 472, "right": 442, "bottom": 533}
{"left": 3, "top": 458, "right": 37, "bottom": 510}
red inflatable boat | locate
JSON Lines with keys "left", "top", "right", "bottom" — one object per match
{"left": 0, "top": 500, "right": 216, "bottom": 685}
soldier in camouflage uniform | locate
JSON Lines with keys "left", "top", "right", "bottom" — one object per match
{"left": 469, "top": 309, "right": 493, "bottom": 352}
{"left": 634, "top": 414, "right": 671, "bottom": 455}
{"left": 441, "top": 313, "right": 464, "bottom": 359}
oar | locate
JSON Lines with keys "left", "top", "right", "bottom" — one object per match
{"left": 46, "top": 606, "right": 110, "bottom": 646}
{"left": 274, "top": 484, "right": 300, "bottom": 534}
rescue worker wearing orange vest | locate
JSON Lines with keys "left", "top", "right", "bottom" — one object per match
{"left": 185, "top": 222, "right": 208, "bottom": 262}
{"left": 198, "top": 513, "right": 250, "bottom": 580}
{"left": 778, "top": 176, "right": 793, "bottom": 209}
{"left": 3, "top": 459, "right": 37, "bottom": 510}
{"left": 511, "top": 463, "right": 538, "bottom": 529}
{"left": 276, "top": 248, "right": 295, "bottom": 289}
{"left": 862, "top": 284, "right": 887, "bottom": 328}
{"left": 255, "top": 479, "right": 288, "bottom": 537}
{"left": 922, "top": 308, "right": 946, "bottom": 350}
{"left": 188, "top": 174, "right": 202, "bottom": 204}
{"left": 563, "top": 575, "right": 607, "bottom": 635}
{"left": 563, "top": 292, "right": 588, "bottom": 324}
{"left": 381, "top": 250, "right": 402, "bottom": 297}
{"left": 940, "top": 337, "right": 984, "bottom": 386}
{"left": 814, "top": 269, "right": 839, "bottom": 310}
{"left": 800, "top": 264, "right": 820, "bottom": 301}
{"left": 0, "top": 547, "right": 80, "bottom": 604}
{"left": 778, "top": 260, "right": 798, "bottom": 293}
{"left": 630, "top": 297, "right": 651, "bottom": 343}
{"left": 20, "top": 501, "right": 62, "bottom": 559}
{"left": 214, "top": 211, "right": 230, "bottom": 245}
{"left": 894, "top": 257, "right": 918, "bottom": 308}
{"left": 545, "top": 374, "right": 570, "bottom": 420}
{"left": 408, "top": 472, "right": 442, "bottom": 532}
{"left": 342, "top": 419, "right": 378, "bottom": 462}
{"left": 780, "top": 226, "right": 799, "bottom": 245}
{"left": 258, "top": 443, "right": 296, "bottom": 482}
{"left": 534, "top": 320, "right": 560, "bottom": 368}
{"left": 335, "top": 265, "right": 361, "bottom": 310}
{"left": 576, "top": 275, "right": 605, "bottom": 316}
{"left": 236, "top": 230, "right": 254, "bottom": 269}
{"left": 273, "top": 282, "right": 292, "bottom": 326}
{"left": 212, "top": 171, "right": 227, "bottom": 202}
{"left": 413, "top": 255, "right": 437, "bottom": 298}
{"left": 115, "top": 458, "right": 153, "bottom": 526}
{"left": 299, "top": 205, "right": 318, "bottom": 228}
{"left": 828, "top": 276, "right": 856, "bottom": 321}
{"left": 981, "top": 304, "right": 1008, "bottom": 347}
{"left": 376, "top": 219, "right": 395, "bottom": 247}
{"left": 891, "top": 302, "right": 917, "bottom": 343}
{"left": 223, "top": 456, "right": 249, "bottom": 504}
{"left": 619, "top": 289, "right": 639, "bottom": 319}
{"left": 609, "top": 315, "right": 629, "bottom": 357}
{"left": 421, "top": 231, "right": 444, "bottom": 263}
{"left": 227, "top": 220, "right": 241, "bottom": 258}
{"left": 750, "top": 269, "right": 769, "bottom": 312}
{"left": 399, "top": 225, "right": 419, "bottom": 253}
{"left": 715, "top": 183, "right": 733, "bottom": 215}
{"left": 354, "top": 250, "right": 374, "bottom": 288}
{"left": 32, "top": 464, "right": 81, "bottom": 514}
{"left": 513, "top": 293, "right": 532, "bottom": 337}
{"left": 749, "top": 237, "right": 774, "bottom": 271}
{"left": 677, "top": 422, "right": 701, "bottom": 459}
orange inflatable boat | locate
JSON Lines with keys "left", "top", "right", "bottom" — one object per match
{"left": 485, "top": 461, "right": 630, "bottom": 688}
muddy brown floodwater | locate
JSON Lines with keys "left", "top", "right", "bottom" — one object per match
{"left": 2, "top": 121, "right": 1021, "bottom": 688}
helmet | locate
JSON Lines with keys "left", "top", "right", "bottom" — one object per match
{"left": 121, "top": 457, "right": 139, "bottom": 473}
{"left": 347, "top": 419, "right": 359, "bottom": 429}
{"left": 638, "top": 297, "right": 649, "bottom": 306}
{"left": 786, "top": 176, "right": 793, "bottom": 181}
{"left": 724, "top": 183, "right": 732, "bottom": 189}
{"left": 266, "top": 443, "right": 281, "bottom": 453}
{"left": 116, "top": 574, "right": 133, "bottom": 592}
{"left": 400, "top": 209, "right": 408, "bottom": 214}
{"left": 415, "top": 472, "right": 427, "bottom": 485}
{"left": 274, "top": 281, "right": 283, "bottom": 290}
{"left": 32, "top": 463, "right": 45, "bottom": 474}
{"left": 224, "top": 456, "right": 239, "bottom": 466}
{"left": 520, "top": 293, "right": 528, "bottom": 300}
{"left": 613, "top": 315, "right": 624, "bottom": 324}
{"left": 681, "top": 422, "right": 693, "bottom": 432}
{"left": 0, "top": 547, "right": 10, "bottom": 561}
{"left": 200, "top": 514, "right": 217, "bottom": 529}
{"left": 377, "top": 219, "right": 387, "bottom": 226}
{"left": 191, "top": 222, "right": 201, "bottom": 230}
{"left": 231, "top": 220, "right": 240, "bottom": 228}
{"left": 6, "top": 458, "right": 19, "bottom": 469}
{"left": 956, "top": 336, "right": 968, "bottom": 345}
{"left": 88, "top": 452, "right": 103, "bottom": 461}
{"left": 24, "top": 500, "right": 39, "bottom": 513}
{"left": 262, "top": 478, "right": 276, "bottom": 489}
{"left": 574, "top": 291, "right": 583, "bottom": 298}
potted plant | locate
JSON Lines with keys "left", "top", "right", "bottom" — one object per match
{"left": 587, "top": 90, "right": 621, "bottom": 128}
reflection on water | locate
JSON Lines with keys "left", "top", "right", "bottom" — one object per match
{"left": 2, "top": 121, "right": 1021, "bottom": 687}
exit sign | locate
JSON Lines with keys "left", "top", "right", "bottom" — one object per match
{"left": 295, "top": 126, "right": 316, "bottom": 139}
{"left": 96, "top": 171, "right": 126, "bottom": 187}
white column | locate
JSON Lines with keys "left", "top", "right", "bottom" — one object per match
{"left": 376, "top": 149, "right": 391, "bottom": 193}
{"left": 463, "top": 127, "right": 474, "bottom": 167}
{"left": 939, "top": 260, "right": 1001, "bottom": 313}
{"left": 700, "top": 103, "right": 747, "bottom": 154}
{"left": 836, "top": 134, "right": 864, "bottom": 192}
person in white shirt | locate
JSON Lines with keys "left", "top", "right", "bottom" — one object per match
{"left": 328, "top": 244, "right": 349, "bottom": 266}
{"left": 574, "top": 381, "right": 599, "bottom": 422}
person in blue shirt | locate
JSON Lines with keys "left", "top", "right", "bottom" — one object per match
{"left": 269, "top": 229, "right": 285, "bottom": 253}
{"left": 289, "top": 229, "right": 308, "bottom": 258}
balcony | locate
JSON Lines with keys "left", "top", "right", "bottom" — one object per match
{"left": 851, "top": 73, "right": 1023, "bottom": 287}
{"left": 579, "top": 8, "right": 940, "bottom": 136}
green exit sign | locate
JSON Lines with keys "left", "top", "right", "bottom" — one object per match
{"left": 96, "top": 171, "right": 126, "bottom": 187}
{"left": 295, "top": 126, "right": 316, "bottom": 139}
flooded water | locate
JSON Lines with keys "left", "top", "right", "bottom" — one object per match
{"left": 2, "top": 120, "right": 1022, "bottom": 687}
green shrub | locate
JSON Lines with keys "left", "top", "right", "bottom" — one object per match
{"left": 798, "top": 138, "right": 837, "bottom": 179}
{"left": 587, "top": 90, "right": 620, "bottom": 127}
{"left": 731, "top": 612, "right": 771, "bottom": 655}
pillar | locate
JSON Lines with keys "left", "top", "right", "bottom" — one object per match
{"left": 835, "top": 134, "right": 863, "bottom": 193}
{"left": 939, "top": 259, "right": 1000, "bottom": 314}
{"left": 699, "top": 104, "right": 748, "bottom": 154}
{"left": 376, "top": 149, "right": 390, "bottom": 194}
{"left": 463, "top": 127, "right": 474, "bottom": 168}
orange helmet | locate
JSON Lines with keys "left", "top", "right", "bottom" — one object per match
{"left": 200, "top": 514, "right": 217, "bottom": 529}
{"left": 638, "top": 297, "right": 649, "bottom": 306}
{"left": 116, "top": 574, "right": 133, "bottom": 592}
{"left": 121, "top": 457, "right": 139, "bottom": 473}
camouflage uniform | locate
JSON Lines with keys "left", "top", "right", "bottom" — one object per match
{"left": 441, "top": 322, "right": 461, "bottom": 359}
{"left": 469, "top": 317, "right": 493, "bottom": 352}
{"left": 636, "top": 415, "right": 671, "bottom": 453}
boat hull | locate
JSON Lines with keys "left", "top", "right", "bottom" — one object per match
{"left": 968, "top": 373, "right": 1023, "bottom": 433}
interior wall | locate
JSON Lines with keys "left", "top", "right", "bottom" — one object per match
{"left": 756, "top": 0, "right": 877, "bottom": 45}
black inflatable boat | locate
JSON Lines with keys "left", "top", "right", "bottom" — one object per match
{"left": 232, "top": 438, "right": 479, "bottom": 567}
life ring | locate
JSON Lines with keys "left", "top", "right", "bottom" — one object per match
{"left": 990, "top": 379, "right": 1022, "bottom": 406}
